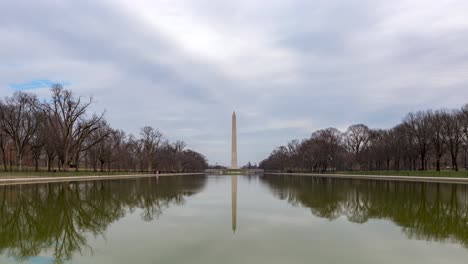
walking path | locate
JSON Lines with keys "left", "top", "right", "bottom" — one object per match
{"left": 265, "top": 172, "right": 468, "bottom": 184}
{"left": 0, "top": 173, "right": 205, "bottom": 186}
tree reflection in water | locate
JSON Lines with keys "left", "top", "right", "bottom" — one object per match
{"left": 260, "top": 175, "right": 468, "bottom": 247}
{"left": 0, "top": 175, "right": 206, "bottom": 263}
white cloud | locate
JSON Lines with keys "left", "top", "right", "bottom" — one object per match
{"left": 1, "top": 0, "right": 468, "bottom": 165}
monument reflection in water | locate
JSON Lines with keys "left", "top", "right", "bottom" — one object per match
{"left": 231, "top": 175, "right": 237, "bottom": 233}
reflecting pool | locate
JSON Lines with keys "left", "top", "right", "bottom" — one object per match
{"left": 1, "top": 174, "right": 468, "bottom": 263}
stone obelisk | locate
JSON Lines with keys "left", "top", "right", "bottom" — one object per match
{"left": 231, "top": 111, "right": 237, "bottom": 169}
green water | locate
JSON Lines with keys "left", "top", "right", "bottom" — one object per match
{"left": 1, "top": 174, "right": 468, "bottom": 263}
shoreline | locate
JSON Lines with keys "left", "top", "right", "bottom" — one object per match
{"left": 4, "top": 172, "right": 468, "bottom": 186}
{"left": 0, "top": 173, "right": 205, "bottom": 186}
{"left": 265, "top": 172, "right": 468, "bottom": 184}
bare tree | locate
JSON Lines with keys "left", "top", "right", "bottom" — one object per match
{"left": 0, "top": 129, "right": 9, "bottom": 171}
{"left": 428, "top": 110, "right": 446, "bottom": 171}
{"left": 42, "top": 124, "right": 59, "bottom": 172}
{"left": 442, "top": 110, "right": 463, "bottom": 171}
{"left": 180, "top": 149, "right": 208, "bottom": 172}
{"left": 41, "top": 85, "right": 106, "bottom": 171}
{"left": 0, "top": 92, "right": 39, "bottom": 171}
{"left": 109, "top": 130, "right": 127, "bottom": 171}
{"left": 298, "top": 138, "right": 319, "bottom": 172}
{"left": 462, "top": 104, "right": 468, "bottom": 171}
{"left": 286, "top": 140, "right": 301, "bottom": 170}
{"left": 461, "top": 104, "right": 468, "bottom": 146}
{"left": 403, "top": 111, "right": 431, "bottom": 170}
{"left": 173, "top": 140, "right": 187, "bottom": 153}
{"left": 311, "top": 128, "right": 342, "bottom": 172}
{"left": 30, "top": 133, "right": 44, "bottom": 172}
{"left": 86, "top": 121, "right": 113, "bottom": 172}
{"left": 345, "top": 124, "right": 371, "bottom": 170}
{"left": 139, "top": 126, "right": 162, "bottom": 171}
{"left": 173, "top": 140, "right": 187, "bottom": 172}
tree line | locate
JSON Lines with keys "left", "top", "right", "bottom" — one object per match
{"left": 0, "top": 84, "right": 208, "bottom": 172}
{"left": 259, "top": 104, "right": 468, "bottom": 172}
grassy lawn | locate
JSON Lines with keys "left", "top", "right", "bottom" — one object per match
{"left": 0, "top": 170, "right": 150, "bottom": 178}
{"left": 334, "top": 170, "right": 468, "bottom": 178}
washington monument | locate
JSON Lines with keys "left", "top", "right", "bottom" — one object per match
{"left": 231, "top": 111, "right": 237, "bottom": 169}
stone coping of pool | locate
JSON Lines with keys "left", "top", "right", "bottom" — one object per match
{"left": 265, "top": 172, "right": 468, "bottom": 184}
{"left": 4, "top": 172, "right": 467, "bottom": 186}
{"left": 0, "top": 173, "right": 205, "bottom": 186}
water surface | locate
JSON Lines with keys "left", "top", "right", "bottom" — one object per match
{"left": 1, "top": 174, "right": 468, "bottom": 263}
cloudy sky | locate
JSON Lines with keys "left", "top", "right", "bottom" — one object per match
{"left": 1, "top": 0, "right": 468, "bottom": 166}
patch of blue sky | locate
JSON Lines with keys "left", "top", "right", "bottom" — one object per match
{"left": 0, "top": 62, "right": 22, "bottom": 69}
{"left": 9, "top": 79, "right": 70, "bottom": 91}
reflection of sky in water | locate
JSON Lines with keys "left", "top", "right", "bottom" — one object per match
{"left": 1, "top": 175, "right": 468, "bottom": 264}
{"left": 0, "top": 256, "right": 54, "bottom": 264}
{"left": 30, "top": 256, "right": 54, "bottom": 264}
